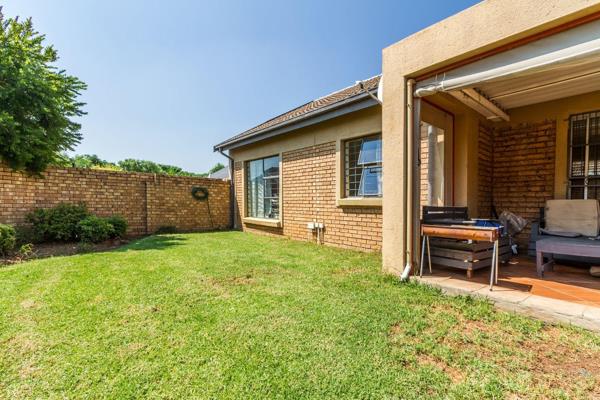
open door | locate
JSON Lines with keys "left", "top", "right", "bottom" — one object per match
{"left": 420, "top": 102, "right": 454, "bottom": 207}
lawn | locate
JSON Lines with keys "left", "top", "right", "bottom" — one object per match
{"left": 1, "top": 232, "right": 599, "bottom": 399}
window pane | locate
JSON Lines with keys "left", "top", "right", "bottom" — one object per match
{"left": 571, "top": 118, "right": 586, "bottom": 146}
{"left": 570, "top": 145, "right": 585, "bottom": 177}
{"left": 357, "top": 137, "right": 382, "bottom": 165}
{"left": 247, "top": 159, "right": 264, "bottom": 218}
{"left": 345, "top": 135, "right": 382, "bottom": 198}
{"left": 263, "top": 156, "right": 279, "bottom": 177}
{"left": 589, "top": 116, "right": 600, "bottom": 145}
{"left": 588, "top": 178, "right": 600, "bottom": 200}
{"left": 589, "top": 145, "right": 600, "bottom": 177}
{"left": 358, "top": 166, "right": 382, "bottom": 196}
{"left": 570, "top": 178, "right": 585, "bottom": 199}
{"left": 264, "top": 198, "right": 279, "bottom": 219}
{"left": 246, "top": 156, "right": 279, "bottom": 220}
{"left": 569, "top": 112, "right": 600, "bottom": 200}
{"left": 345, "top": 139, "right": 363, "bottom": 197}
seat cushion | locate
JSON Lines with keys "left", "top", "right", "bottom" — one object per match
{"left": 545, "top": 199, "right": 600, "bottom": 237}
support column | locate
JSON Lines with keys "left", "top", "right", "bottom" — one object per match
{"left": 382, "top": 71, "right": 408, "bottom": 275}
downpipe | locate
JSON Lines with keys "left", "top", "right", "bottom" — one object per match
{"left": 401, "top": 79, "right": 416, "bottom": 282}
{"left": 217, "top": 148, "right": 236, "bottom": 230}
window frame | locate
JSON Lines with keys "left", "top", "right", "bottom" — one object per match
{"left": 243, "top": 154, "right": 282, "bottom": 225}
{"left": 568, "top": 110, "right": 600, "bottom": 200}
{"left": 343, "top": 134, "right": 383, "bottom": 199}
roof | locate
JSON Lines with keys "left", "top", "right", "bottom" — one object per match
{"left": 214, "top": 75, "right": 381, "bottom": 151}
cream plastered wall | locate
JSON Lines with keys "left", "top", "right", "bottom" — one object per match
{"left": 229, "top": 106, "right": 383, "bottom": 221}
{"left": 497, "top": 91, "right": 600, "bottom": 199}
{"left": 381, "top": 0, "right": 600, "bottom": 274}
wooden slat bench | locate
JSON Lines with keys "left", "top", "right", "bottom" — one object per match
{"left": 536, "top": 236, "right": 600, "bottom": 277}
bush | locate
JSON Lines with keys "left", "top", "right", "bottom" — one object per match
{"left": 106, "top": 215, "right": 127, "bottom": 238}
{"left": 14, "top": 225, "right": 36, "bottom": 245}
{"left": 77, "top": 216, "right": 114, "bottom": 243}
{"left": 27, "top": 203, "right": 90, "bottom": 242}
{"left": 0, "top": 224, "right": 16, "bottom": 255}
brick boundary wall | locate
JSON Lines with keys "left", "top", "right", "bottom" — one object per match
{"left": 0, "top": 166, "right": 231, "bottom": 236}
{"left": 234, "top": 141, "right": 383, "bottom": 252}
{"left": 478, "top": 120, "right": 556, "bottom": 249}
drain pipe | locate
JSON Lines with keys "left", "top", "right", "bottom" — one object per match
{"left": 217, "top": 149, "right": 236, "bottom": 230}
{"left": 401, "top": 79, "right": 416, "bottom": 281}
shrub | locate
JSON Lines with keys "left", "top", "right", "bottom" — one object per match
{"left": 77, "top": 216, "right": 114, "bottom": 243}
{"left": 106, "top": 215, "right": 127, "bottom": 238}
{"left": 27, "top": 203, "right": 90, "bottom": 242}
{"left": 0, "top": 224, "right": 16, "bottom": 255}
{"left": 14, "top": 225, "right": 37, "bottom": 245}
{"left": 18, "top": 243, "right": 34, "bottom": 258}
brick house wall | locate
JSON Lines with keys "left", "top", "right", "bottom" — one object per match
{"left": 233, "top": 142, "right": 383, "bottom": 252}
{"left": 0, "top": 166, "right": 230, "bottom": 236}
{"left": 478, "top": 123, "right": 494, "bottom": 218}
{"left": 478, "top": 121, "right": 556, "bottom": 248}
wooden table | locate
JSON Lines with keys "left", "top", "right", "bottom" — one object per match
{"left": 536, "top": 236, "right": 600, "bottom": 277}
{"left": 420, "top": 224, "right": 501, "bottom": 290}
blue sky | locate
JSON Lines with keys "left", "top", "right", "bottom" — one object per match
{"left": 3, "top": 0, "right": 479, "bottom": 173}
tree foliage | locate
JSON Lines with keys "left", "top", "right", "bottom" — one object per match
{"left": 57, "top": 154, "right": 223, "bottom": 177}
{"left": 0, "top": 10, "right": 87, "bottom": 175}
{"left": 208, "top": 162, "right": 225, "bottom": 174}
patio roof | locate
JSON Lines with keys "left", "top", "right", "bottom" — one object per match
{"left": 415, "top": 19, "right": 600, "bottom": 120}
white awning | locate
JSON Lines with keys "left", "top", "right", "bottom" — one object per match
{"left": 415, "top": 19, "right": 600, "bottom": 119}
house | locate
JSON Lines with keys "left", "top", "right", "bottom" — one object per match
{"left": 208, "top": 166, "right": 231, "bottom": 180}
{"left": 215, "top": 0, "right": 600, "bottom": 278}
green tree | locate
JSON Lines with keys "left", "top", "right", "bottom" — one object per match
{"left": 0, "top": 10, "right": 86, "bottom": 175}
{"left": 208, "top": 162, "right": 225, "bottom": 174}
{"left": 118, "top": 158, "right": 202, "bottom": 177}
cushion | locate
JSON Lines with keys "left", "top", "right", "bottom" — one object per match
{"left": 539, "top": 228, "right": 581, "bottom": 238}
{"left": 545, "top": 199, "right": 600, "bottom": 237}
{"left": 591, "top": 266, "right": 600, "bottom": 278}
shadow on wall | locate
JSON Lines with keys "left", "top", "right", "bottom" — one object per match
{"left": 118, "top": 235, "right": 189, "bottom": 252}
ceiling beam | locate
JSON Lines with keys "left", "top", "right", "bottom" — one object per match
{"left": 449, "top": 89, "right": 510, "bottom": 122}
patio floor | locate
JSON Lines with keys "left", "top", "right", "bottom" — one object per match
{"left": 415, "top": 256, "right": 600, "bottom": 331}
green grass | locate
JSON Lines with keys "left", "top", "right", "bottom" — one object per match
{"left": 1, "top": 232, "right": 599, "bottom": 399}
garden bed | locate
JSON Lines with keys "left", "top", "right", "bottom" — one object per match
{"left": 0, "top": 239, "right": 129, "bottom": 265}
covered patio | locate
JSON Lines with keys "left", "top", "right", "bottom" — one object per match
{"left": 405, "top": 14, "right": 600, "bottom": 329}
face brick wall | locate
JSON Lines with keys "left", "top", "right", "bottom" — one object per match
{"left": 233, "top": 142, "right": 383, "bottom": 252}
{"left": 0, "top": 166, "right": 230, "bottom": 236}
{"left": 478, "top": 121, "right": 556, "bottom": 248}
{"left": 478, "top": 123, "right": 493, "bottom": 218}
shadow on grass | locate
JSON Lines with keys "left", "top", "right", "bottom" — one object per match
{"left": 118, "top": 235, "right": 189, "bottom": 252}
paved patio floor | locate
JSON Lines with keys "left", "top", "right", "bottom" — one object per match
{"left": 415, "top": 257, "right": 600, "bottom": 332}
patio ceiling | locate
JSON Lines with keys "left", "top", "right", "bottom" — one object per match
{"left": 415, "top": 19, "right": 600, "bottom": 120}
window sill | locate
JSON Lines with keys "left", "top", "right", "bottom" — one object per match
{"left": 336, "top": 198, "right": 382, "bottom": 208}
{"left": 242, "top": 217, "right": 282, "bottom": 228}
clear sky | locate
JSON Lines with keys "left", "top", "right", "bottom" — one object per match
{"left": 3, "top": 0, "right": 479, "bottom": 173}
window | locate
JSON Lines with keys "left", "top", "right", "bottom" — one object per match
{"left": 246, "top": 155, "right": 280, "bottom": 219}
{"left": 569, "top": 111, "right": 600, "bottom": 199}
{"left": 344, "top": 134, "right": 382, "bottom": 197}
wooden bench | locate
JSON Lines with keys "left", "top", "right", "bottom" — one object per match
{"left": 536, "top": 236, "right": 600, "bottom": 277}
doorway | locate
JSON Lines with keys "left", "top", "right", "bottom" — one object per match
{"left": 420, "top": 101, "right": 454, "bottom": 207}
